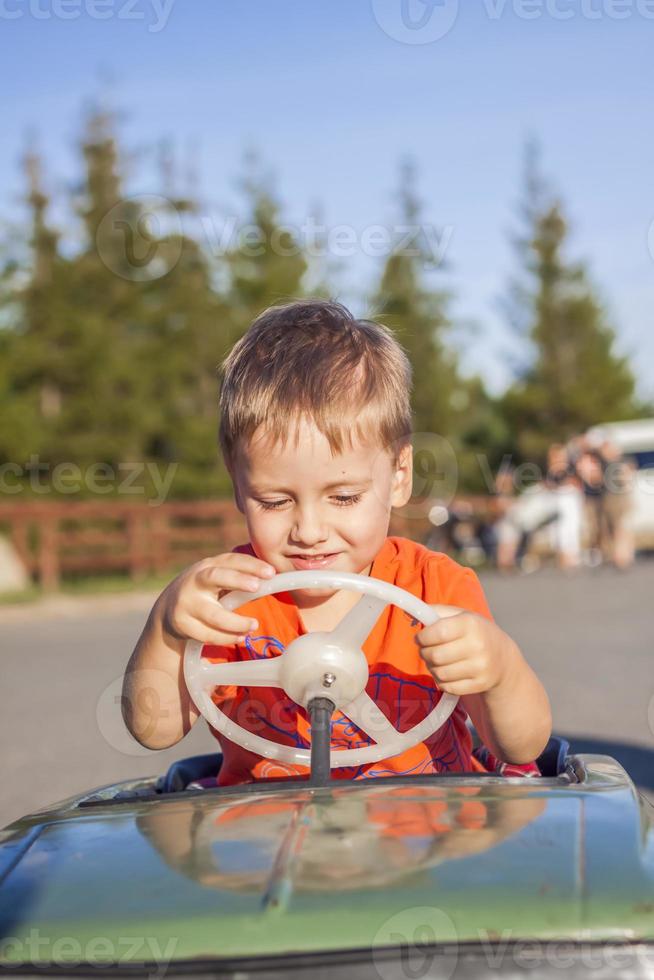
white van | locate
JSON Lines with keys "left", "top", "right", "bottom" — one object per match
{"left": 586, "top": 419, "right": 654, "bottom": 549}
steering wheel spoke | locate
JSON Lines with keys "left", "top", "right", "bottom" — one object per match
{"left": 330, "top": 594, "right": 387, "bottom": 649}
{"left": 198, "top": 656, "right": 282, "bottom": 689}
{"left": 341, "top": 691, "right": 398, "bottom": 744}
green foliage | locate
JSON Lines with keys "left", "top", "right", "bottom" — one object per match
{"left": 0, "top": 120, "right": 644, "bottom": 503}
{"left": 373, "top": 160, "right": 457, "bottom": 437}
{"left": 0, "top": 112, "right": 309, "bottom": 500}
{"left": 372, "top": 160, "right": 507, "bottom": 492}
{"left": 501, "top": 142, "right": 642, "bottom": 464}
{"left": 224, "top": 149, "right": 308, "bottom": 338}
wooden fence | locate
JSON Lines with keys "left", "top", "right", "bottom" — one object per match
{"left": 0, "top": 497, "right": 495, "bottom": 592}
{"left": 0, "top": 501, "right": 248, "bottom": 592}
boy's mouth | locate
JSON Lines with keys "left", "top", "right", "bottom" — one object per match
{"left": 288, "top": 552, "right": 340, "bottom": 570}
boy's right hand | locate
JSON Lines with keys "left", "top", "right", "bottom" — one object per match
{"left": 157, "top": 553, "right": 276, "bottom": 647}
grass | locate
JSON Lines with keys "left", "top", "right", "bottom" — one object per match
{"left": 0, "top": 570, "right": 180, "bottom": 606}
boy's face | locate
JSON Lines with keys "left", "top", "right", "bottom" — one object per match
{"left": 230, "top": 416, "right": 413, "bottom": 604}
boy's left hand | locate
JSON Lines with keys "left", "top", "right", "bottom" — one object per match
{"left": 414, "top": 606, "right": 519, "bottom": 697}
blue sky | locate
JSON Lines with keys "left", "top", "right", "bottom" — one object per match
{"left": 2, "top": 0, "right": 653, "bottom": 398}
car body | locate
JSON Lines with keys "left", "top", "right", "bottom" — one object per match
{"left": 2, "top": 744, "right": 654, "bottom": 978}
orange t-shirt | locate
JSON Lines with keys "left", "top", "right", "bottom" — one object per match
{"left": 201, "top": 536, "right": 493, "bottom": 785}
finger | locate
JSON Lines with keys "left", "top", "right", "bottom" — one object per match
{"left": 204, "top": 554, "right": 276, "bottom": 581}
{"left": 193, "top": 595, "right": 260, "bottom": 637}
{"left": 416, "top": 614, "right": 469, "bottom": 647}
{"left": 197, "top": 566, "right": 271, "bottom": 596}
{"left": 430, "top": 604, "right": 467, "bottom": 619}
{"left": 418, "top": 638, "right": 472, "bottom": 669}
{"left": 425, "top": 659, "right": 473, "bottom": 686}
{"left": 434, "top": 678, "right": 484, "bottom": 697}
{"left": 226, "top": 553, "right": 277, "bottom": 578}
{"left": 179, "top": 619, "right": 251, "bottom": 647}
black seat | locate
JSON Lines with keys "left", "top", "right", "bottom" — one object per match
{"left": 157, "top": 753, "right": 223, "bottom": 793}
{"left": 536, "top": 736, "right": 570, "bottom": 777}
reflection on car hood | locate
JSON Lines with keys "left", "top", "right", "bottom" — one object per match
{"left": 1, "top": 756, "right": 654, "bottom": 965}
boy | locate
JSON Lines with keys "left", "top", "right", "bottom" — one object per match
{"left": 122, "top": 300, "right": 551, "bottom": 784}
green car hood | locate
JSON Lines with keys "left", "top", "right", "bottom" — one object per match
{"left": 1, "top": 755, "right": 654, "bottom": 966}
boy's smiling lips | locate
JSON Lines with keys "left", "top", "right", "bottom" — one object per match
{"left": 286, "top": 552, "right": 341, "bottom": 569}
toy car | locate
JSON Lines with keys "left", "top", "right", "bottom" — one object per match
{"left": 1, "top": 569, "right": 654, "bottom": 978}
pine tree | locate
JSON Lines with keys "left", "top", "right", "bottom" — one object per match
{"left": 501, "top": 142, "right": 640, "bottom": 462}
{"left": 58, "top": 106, "right": 151, "bottom": 465}
{"left": 225, "top": 149, "right": 307, "bottom": 339}
{"left": 68, "top": 106, "right": 225, "bottom": 488}
{"left": 0, "top": 146, "right": 71, "bottom": 466}
{"left": 372, "top": 159, "right": 461, "bottom": 440}
{"left": 0, "top": 108, "right": 234, "bottom": 498}
{"left": 135, "top": 140, "right": 231, "bottom": 496}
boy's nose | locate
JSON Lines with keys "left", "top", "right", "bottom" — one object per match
{"left": 291, "top": 507, "right": 330, "bottom": 547}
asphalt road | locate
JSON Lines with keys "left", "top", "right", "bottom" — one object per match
{"left": 2, "top": 560, "right": 654, "bottom": 829}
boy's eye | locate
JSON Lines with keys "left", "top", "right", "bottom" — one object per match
{"left": 257, "top": 494, "right": 362, "bottom": 511}
{"left": 332, "top": 494, "right": 362, "bottom": 506}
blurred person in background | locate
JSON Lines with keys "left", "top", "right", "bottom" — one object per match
{"left": 491, "top": 467, "right": 561, "bottom": 574}
{"left": 545, "top": 443, "right": 583, "bottom": 570}
{"left": 600, "top": 440, "right": 636, "bottom": 570}
{"left": 493, "top": 468, "right": 522, "bottom": 572}
{"left": 570, "top": 434, "right": 607, "bottom": 567}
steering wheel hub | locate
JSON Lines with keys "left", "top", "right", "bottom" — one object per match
{"left": 278, "top": 632, "right": 369, "bottom": 709}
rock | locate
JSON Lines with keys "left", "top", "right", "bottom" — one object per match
{"left": 0, "top": 535, "right": 29, "bottom": 593}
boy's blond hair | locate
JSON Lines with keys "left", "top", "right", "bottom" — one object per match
{"left": 218, "top": 299, "right": 413, "bottom": 470}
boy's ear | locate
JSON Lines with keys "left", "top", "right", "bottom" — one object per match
{"left": 391, "top": 442, "right": 413, "bottom": 508}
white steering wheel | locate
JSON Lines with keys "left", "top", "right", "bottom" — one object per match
{"left": 184, "top": 570, "right": 458, "bottom": 768}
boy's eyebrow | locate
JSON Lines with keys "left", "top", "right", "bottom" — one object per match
{"left": 248, "top": 478, "right": 373, "bottom": 493}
